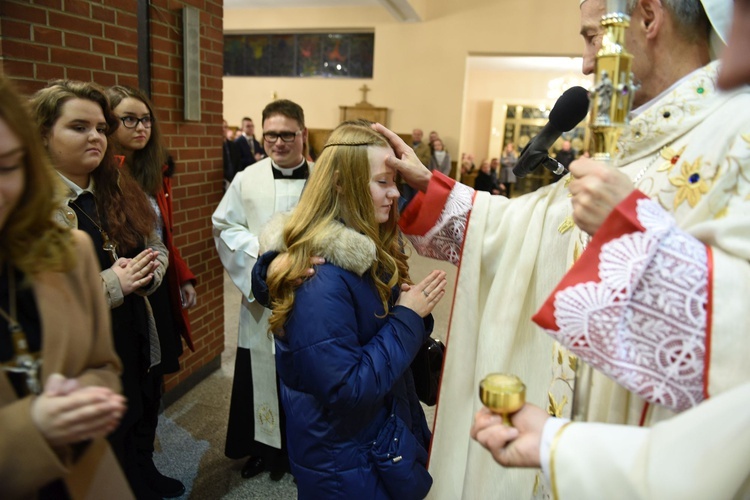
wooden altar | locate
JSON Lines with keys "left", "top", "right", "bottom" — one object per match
{"left": 306, "top": 85, "right": 397, "bottom": 161}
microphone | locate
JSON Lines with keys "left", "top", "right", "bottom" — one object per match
{"left": 513, "top": 86, "right": 590, "bottom": 178}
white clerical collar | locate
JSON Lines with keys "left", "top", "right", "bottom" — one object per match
{"left": 56, "top": 172, "right": 95, "bottom": 200}
{"left": 271, "top": 158, "right": 306, "bottom": 176}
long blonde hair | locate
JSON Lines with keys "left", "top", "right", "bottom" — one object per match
{"left": 0, "top": 75, "right": 75, "bottom": 275}
{"left": 267, "top": 120, "right": 410, "bottom": 335}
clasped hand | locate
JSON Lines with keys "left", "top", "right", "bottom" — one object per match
{"left": 111, "top": 248, "right": 160, "bottom": 295}
{"left": 396, "top": 270, "right": 448, "bottom": 318}
{"left": 30, "top": 373, "right": 126, "bottom": 448}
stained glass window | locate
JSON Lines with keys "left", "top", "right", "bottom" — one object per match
{"left": 224, "top": 33, "right": 374, "bottom": 78}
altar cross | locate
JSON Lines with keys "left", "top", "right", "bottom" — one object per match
{"left": 358, "top": 84, "right": 371, "bottom": 104}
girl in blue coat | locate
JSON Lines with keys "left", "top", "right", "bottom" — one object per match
{"left": 261, "top": 120, "right": 448, "bottom": 499}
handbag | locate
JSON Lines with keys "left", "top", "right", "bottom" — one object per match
{"left": 410, "top": 337, "right": 445, "bottom": 406}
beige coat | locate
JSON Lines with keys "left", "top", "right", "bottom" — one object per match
{"left": 0, "top": 231, "right": 133, "bottom": 499}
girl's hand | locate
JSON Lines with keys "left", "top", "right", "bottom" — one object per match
{"left": 111, "top": 248, "right": 159, "bottom": 295}
{"left": 396, "top": 270, "right": 448, "bottom": 317}
{"left": 180, "top": 282, "right": 197, "bottom": 309}
{"left": 30, "top": 374, "right": 127, "bottom": 447}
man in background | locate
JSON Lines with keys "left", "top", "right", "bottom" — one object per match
{"left": 222, "top": 119, "right": 242, "bottom": 189}
{"left": 399, "top": 128, "right": 432, "bottom": 200}
{"left": 412, "top": 128, "right": 431, "bottom": 167}
{"left": 235, "top": 116, "right": 266, "bottom": 169}
{"left": 553, "top": 139, "right": 575, "bottom": 181}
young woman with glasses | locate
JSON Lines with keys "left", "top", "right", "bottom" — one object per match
{"left": 107, "top": 84, "right": 197, "bottom": 499}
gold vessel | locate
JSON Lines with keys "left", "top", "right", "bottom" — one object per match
{"left": 479, "top": 373, "right": 526, "bottom": 426}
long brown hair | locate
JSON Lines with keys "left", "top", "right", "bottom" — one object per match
{"left": 0, "top": 76, "right": 76, "bottom": 275}
{"left": 267, "top": 120, "right": 410, "bottom": 335}
{"left": 107, "top": 85, "right": 166, "bottom": 195}
{"left": 30, "top": 80, "right": 156, "bottom": 255}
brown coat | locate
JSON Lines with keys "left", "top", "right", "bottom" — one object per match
{"left": 0, "top": 231, "right": 133, "bottom": 499}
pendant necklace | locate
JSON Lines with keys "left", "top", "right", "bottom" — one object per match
{"left": 70, "top": 198, "right": 119, "bottom": 263}
{"left": 0, "top": 265, "right": 43, "bottom": 395}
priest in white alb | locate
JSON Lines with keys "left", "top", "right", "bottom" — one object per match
{"left": 212, "top": 100, "right": 312, "bottom": 481}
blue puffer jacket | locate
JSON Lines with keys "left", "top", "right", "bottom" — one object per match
{"left": 265, "top": 218, "right": 433, "bottom": 499}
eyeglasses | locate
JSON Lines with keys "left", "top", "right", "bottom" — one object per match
{"left": 263, "top": 130, "right": 302, "bottom": 143}
{"left": 119, "top": 116, "right": 153, "bottom": 129}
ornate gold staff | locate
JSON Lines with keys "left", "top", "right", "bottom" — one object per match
{"left": 588, "top": 0, "right": 637, "bottom": 162}
{"left": 571, "top": 0, "right": 638, "bottom": 422}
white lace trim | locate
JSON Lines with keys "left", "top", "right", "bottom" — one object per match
{"left": 547, "top": 198, "right": 709, "bottom": 412}
{"left": 406, "top": 182, "right": 474, "bottom": 265}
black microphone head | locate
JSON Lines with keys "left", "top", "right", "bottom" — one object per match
{"left": 548, "top": 86, "right": 590, "bottom": 132}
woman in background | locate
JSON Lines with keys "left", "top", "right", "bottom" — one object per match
{"left": 499, "top": 142, "right": 518, "bottom": 197}
{"left": 0, "top": 75, "right": 129, "bottom": 498}
{"left": 108, "top": 84, "right": 197, "bottom": 498}
{"left": 428, "top": 138, "right": 452, "bottom": 177}
{"left": 31, "top": 79, "right": 168, "bottom": 500}
{"left": 262, "top": 121, "right": 447, "bottom": 499}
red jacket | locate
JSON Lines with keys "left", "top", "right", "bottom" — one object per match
{"left": 157, "top": 167, "right": 196, "bottom": 351}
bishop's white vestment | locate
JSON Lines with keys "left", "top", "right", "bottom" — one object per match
{"left": 399, "top": 61, "right": 750, "bottom": 499}
{"left": 549, "top": 381, "right": 750, "bottom": 499}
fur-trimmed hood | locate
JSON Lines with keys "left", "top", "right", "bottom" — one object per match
{"left": 259, "top": 212, "right": 376, "bottom": 276}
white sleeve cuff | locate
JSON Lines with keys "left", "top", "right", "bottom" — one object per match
{"left": 541, "top": 416, "right": 570, "bottom": 481}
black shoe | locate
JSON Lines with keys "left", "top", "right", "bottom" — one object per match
{"left": 131, "top": 481, "right": 163, "bottom": 500}
{"left": 241, "top": 456, "right": 266, "bottom": 479}
{"left": 124, "top": 465, "right": 162, "bottom": 500}
{"left": 268, "top": 456, "right": 289, "bottom": 482}
{"left": 140, "top": 459, "right": 186, "bottom": 498}
{"left": 269, "top": 467, "right": 286, "bottom": 482}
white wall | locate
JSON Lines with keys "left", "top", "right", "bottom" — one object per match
{"left": 223, "top": 0, "right": 585, "bottom": 160}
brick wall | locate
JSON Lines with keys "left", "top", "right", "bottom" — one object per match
{"left": 0, "top": 0, "right": 226, "bottom": 393}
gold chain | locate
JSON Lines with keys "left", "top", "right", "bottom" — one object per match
{"left": 69, "top": 198, "right": 119, "bottom": 262}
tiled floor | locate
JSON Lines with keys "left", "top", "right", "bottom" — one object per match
{"left": 153, "top": 249, "right": 457, "bottom": 498}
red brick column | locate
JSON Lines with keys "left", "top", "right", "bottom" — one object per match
{"left": 0, "top": 0, "right": 226, "bottom": 394}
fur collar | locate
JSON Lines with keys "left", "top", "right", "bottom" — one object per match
{"left": 259, "top": 212, "right": 376, "bottom": 276}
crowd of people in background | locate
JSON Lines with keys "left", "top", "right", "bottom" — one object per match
{"left": 225, "top": 118, "right": 586, "bottom": 201}
{"left": 455, "top": 137, "right": 586, "bottom": 198}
